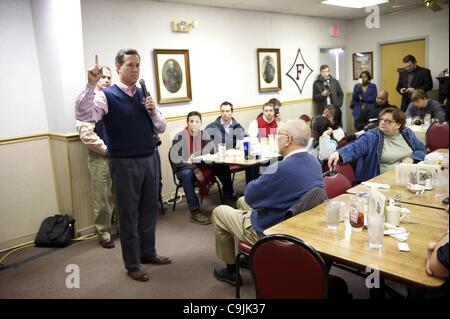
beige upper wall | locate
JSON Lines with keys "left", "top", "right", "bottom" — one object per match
{"left": 81, "top": 0, "right": 346, "bottom": 119}
{"left": 2, "top": 0, "right": 447, "bottom": 139}
{"left": 345, "top": 5, "right": 449, "bottom": 94}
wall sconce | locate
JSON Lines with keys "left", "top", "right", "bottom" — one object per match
{"left": 171, "top": 20, "right": 199, "bottom": 33}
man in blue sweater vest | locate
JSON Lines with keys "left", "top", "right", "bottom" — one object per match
{"left": 75, "top": 50, "right": 171, "bottom": 282}
{"left": 212, "top": 119, "right": 324, "bottom": 285}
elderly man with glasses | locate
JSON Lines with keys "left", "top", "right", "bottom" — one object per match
{"left": 211, "top": 119, "right": 324, "bottom": 286}
{"left": 328, "top": 107, "right": 426, "bottom": 182}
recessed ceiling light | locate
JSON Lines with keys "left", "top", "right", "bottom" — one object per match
{"left": 321, "top": 0, "right": 389, "bottom": 9}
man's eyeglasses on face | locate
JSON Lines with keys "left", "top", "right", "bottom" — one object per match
{"left": 379, "top": 118, "right": 395, "bottom": 125}
{"left": 278, "top": 132, "right": 291, "bottom": 140}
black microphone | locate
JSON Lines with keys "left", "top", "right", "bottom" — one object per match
{"left": 139, "top": 79, "right": 151, "bottom": 98}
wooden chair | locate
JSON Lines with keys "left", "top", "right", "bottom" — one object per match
{"left": 322, "top": 170, "right": 352, "bottom": 199}
{"left": 249, "top": 234, "right": 328, "bottom": 298}
{"left": 235, "top": 187, "right": 327, "bottom": 298}
{"left": 426, "top": 121, "right": 449, "bottom": 152}
{"left": 168, "top": 146, "right": 223, "bottom": 211}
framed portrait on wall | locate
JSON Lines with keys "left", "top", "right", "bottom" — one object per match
{"left": 153, "top": 49, "right": 192, "bottom": 104}
{"left": 352, "top": 52, "right": 373, "bottom": 80}
{"left": 257, "top": 48, "right": 281, "bottom": 92}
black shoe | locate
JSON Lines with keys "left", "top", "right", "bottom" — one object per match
{"left": 239, "top": 255, "right": 249, "bottom": 269}
{"left": 213, "top": 266, "right": 241, "bottom": 286}
{"left": 127, "top": 268, "right": 149, "bottom": 282}
{"left": 141, "top": 255, "right": 172, "bottom": 265}
{"left": 190, "top": 209, "right": 211, "bottom": 225}
{"left": 100, "top": 239, "right": 115, "bottom": 249}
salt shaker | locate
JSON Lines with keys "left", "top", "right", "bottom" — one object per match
{"left": 393, "top": 194, "right": 401, "bottom": 208}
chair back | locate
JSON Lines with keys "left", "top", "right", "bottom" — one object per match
{"left": 168, "top": 145, "right": 182, "bottom": 187}
{"left": 426, "top": 122, "right": 449, "bottom": 151}
{"left": 334, "top": 162, "right": 356, "bottom": 185}
{"left": 284, "top": 187, "right": 327, "bottom": 220}
{"left": 249, "top": 234, "right": 328, "bottom": 299}
{"left": 322, "top": 170, "right": 352, "bottom": 199}
{"left": 337, "top": 137, "right": 349, "bottom": 149}
{"left": 229, "top": 164, "right": 244, "bottom": 173}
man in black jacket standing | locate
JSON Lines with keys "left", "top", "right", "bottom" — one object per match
{"left": 396, "top": 54, "right": 433, "bottom": 112}
{"left": 312, "top": 65, "right": 344, "bottom": 116}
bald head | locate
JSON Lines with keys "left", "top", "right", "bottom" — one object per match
{"left": 376, "top": 90, "right": 389, "bottom": 106}
{"left": 281, "top": 119, "right": 311, "bottom": 147}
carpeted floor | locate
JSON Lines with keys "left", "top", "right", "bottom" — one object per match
{"left": 0, "top": 180, "right": 369, "bottom": 299}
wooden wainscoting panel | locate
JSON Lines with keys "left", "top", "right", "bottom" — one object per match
{"left": 0, "top": 138, "right": 58, "bottom": 250}
{"left": 68, "top": 140, "right": 94, "bottom": 231}
{"left": 49, "top": 138, "right": 73, "bottom": 216}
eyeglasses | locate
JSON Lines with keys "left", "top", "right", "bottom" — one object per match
{"left": 379, "top": 118, "right": 395, "bottom": 125}
{"left": 278, "top": 132, "right": 291, "bottom": 140}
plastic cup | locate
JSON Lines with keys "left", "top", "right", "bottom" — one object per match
{"left": 326, "top": 201, "right": 341, "bottom": 229}
{"left": 218, "top": 143, "right": 226, "bottom": 160}
{"left": 434, "top": 170, "right": 449, "bottom": 198}
{"left": 368, "top": 215, "right": 384, "bottom": 249}
{"left": 386, "top": 205, "right": 402, "bottom": 227}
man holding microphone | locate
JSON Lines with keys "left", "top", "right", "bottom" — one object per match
{"left": 75, "top": 49, "right": 171, "bottom": 282}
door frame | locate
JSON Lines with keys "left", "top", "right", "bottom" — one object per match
{"left": 377, "top": 35, "right": 429, "bottom": 90}
{"left": 317, "top": 45, "right": 347, "bottom": 129}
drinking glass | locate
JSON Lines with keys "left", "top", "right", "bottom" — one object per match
{"left": 434, "top": 170, "right": 449, "bottom": 198}
{"left": 218, "top": 143, "right": 227, "bottom": 160}
{"left": 423, "top": 114, "right": 431, "bottom": 126}
{"left": 326, "top": 201, "right": 341, "bottom": 229}
{"left": 368, "top": 215, "right": 384, "bottom": 249}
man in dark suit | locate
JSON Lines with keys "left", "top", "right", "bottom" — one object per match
{"left": 396, "top": 54, "right": 433, "bottom": 112}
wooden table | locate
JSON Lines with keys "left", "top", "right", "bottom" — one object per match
{"left": 432, "top": 149, "right": 449, "bottom": 155}
{"left": 347, "top": 169, "right": 448, "bottom": 210}
{"left": 264, "top": 193, "right": 448, "bottom": 288}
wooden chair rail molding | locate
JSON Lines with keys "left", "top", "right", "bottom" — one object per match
{"left": 0, "top": 97, "right": 314, "bottom": 144}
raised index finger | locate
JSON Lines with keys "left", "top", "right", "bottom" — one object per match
{"left": 94, "top": 54, "right": 99, "bottom": 66}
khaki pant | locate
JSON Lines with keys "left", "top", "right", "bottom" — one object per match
{"left": 212, "top": 197, "right": 263, "bottom": 265}
{"left": 87, "top": 150, "right": 117, "bottom": 241}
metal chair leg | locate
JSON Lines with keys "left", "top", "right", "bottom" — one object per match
{"left": 235, "top": 251, "right": 242, "bottom": 298}
{"left": 216, "top": 181, "right": 224, "bottom": 204}
{"left": 172, "top": 186, "right": 179, "bottom": 211}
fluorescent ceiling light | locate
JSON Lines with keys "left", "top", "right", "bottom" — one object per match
{"left": 330, "top": 48, "right": 344, "bottom": 54}
{"left": 321, "top": 0, "right": 388, "bottom": 9}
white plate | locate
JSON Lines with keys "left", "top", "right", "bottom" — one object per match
{"left": 406, "top": 183, "right": 429, "bottom": 192}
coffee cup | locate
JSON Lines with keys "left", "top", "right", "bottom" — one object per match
{"left": 386, "top": 206, "right": 408, "bottom": 227}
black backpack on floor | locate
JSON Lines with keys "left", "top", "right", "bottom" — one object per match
{"left": 34, "top": 214, "right": 76, "bottom": 247}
